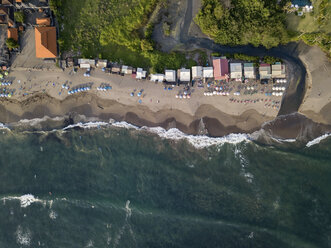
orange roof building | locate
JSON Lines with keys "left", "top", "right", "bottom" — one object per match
{"left": 35, "top": 26, "right": 57, "bottom": 58}
{"left": 7, "top": 27, "right": 18, "bottom": 41}
{"left": 36, "top": 17, "right": 50, "bottom": 26}
{"left": 15, "top": 0, "right": 22, "bottom": 2}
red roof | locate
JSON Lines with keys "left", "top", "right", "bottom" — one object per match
{"left": 35, "top": 26, "right": 57, "bottom": 58}
{"left": 260, "top": 63, "right": 270, "bottom": 67}
{"left": 7, "top": 27, "right": 18, "bottom": 41}
{"left": 213, "top": 58, "right": 229, "bottom": 80}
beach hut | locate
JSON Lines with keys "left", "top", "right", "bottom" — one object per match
{"left": 150, "top": 74, "right": 165, "bottom": 82}
{"left": 203, "top": 67, "right": 213, "bottom": 79}
{"left": 259, "top": 64, "right": 272, "bottom": 79}
{"left": 96, "top": 59, "right": 108, "bottom": 68}
{"left": 179, "top": 68, "right": 191, "bottom": 82}
{"left": 191, "top": 66, "right": 203, "bottom": 79}
{"left": 243, "top": 63, "right": 255, "bottom": 79}
{"left": 121, "top": 65, "right": 133, "bottom": 75}
{"left": 213, "top": 58, "right": 229, "bottom": 81}
{"left": 80, "top": 63, "right": 90, "bottom": 69}
{"left": 111, "top": 65, "right": 121, "bottom": 74}
{"left": 271, "top": 62, "right": 286, "bottom": 78}
{"left": 136, "top": 68, "right": 147, "bottom": 79}
{"left": 230, "top": 63, "right": 243, "bottom": 79}
{"left": 165, "top": 70, "right": 176, "bottom": 83}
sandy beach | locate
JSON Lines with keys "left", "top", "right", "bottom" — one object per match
{"left": 0, "top": 66, "right": 283, "bottom": 136}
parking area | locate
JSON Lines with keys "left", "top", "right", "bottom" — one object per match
{"left": 10, "top": 27, "right": 56, "bottom": 70}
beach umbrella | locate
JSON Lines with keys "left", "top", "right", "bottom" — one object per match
{"left": 0, "top": 74, "right": 3, "bottom": 79}
{"left": 280, "top": 92, "right": 283, "bottom": 96}
{"left": 282, "top": 87, "right": 286, "bottom": 91}
{"left": 187, "top": 95, "right": 191, "bottom": 99}
{"left": 179, "top": 95, "right": 183, "bottom": 99}
{"left": 272, "top": 92, "right": 275, "bottom": 95}
{"left": 183, "top": 95, "right": 187, "bottom": 99}
{"left": 4, "top": 72, "right": 8, "bottom": 76}
{"left": 176, "top": 95, "right": 179, "bottom": 98}
{"left": 203, "top": 92, "right": 207, "bottom": 96}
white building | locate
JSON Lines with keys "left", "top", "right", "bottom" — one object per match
{"left": 165, "top": 70, "right": 176, "bottom": 82}
{"left": 136, "top": 68, "right": 147, "bottom": 79}
{"left": 121, "top": 65, "right": 133, "bottom": 74}
{"left": 80, "top": 63, "right": 91, "bottom": 69}
{"left": 179, "top": 68, "right": 191, "bottom": 82}
{"left": 203, "top": 67, "right": 213, "bottom": 78}
{"left": 230, "top": 63, "right": 243, "bottom": 79}
{"left": 243, "top": 63, "right": 255, "bottom": 79}
{"left": 96, "top": 59, "right": 107, "bottom": 68}
{"left": 78, "top": 59, "right": 95, "bottom": 66}
{"left": 192, "top": 66, "right": 203, "bottom": 79}
{"left": 150, "top": 74, "right": 165, "bottom": 82}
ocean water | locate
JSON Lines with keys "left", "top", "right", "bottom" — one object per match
{"left": 0, "top": 123, "right": 330, "bottom": 248}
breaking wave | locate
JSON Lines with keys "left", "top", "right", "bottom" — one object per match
{"left": 306, "top": 133, "right": 331, "bottom": 147}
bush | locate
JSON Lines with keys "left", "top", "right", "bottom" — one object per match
{"left": 163, "top": 22, "right": 170, "bottom": 36}
{"left": 6, "top": 38, "right": 19, "bottom": 49}
{"left": 14, "top": 11, "right": 25, "bottom": 23}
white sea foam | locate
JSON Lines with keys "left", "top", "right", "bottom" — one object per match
{"left": 18, "top": 116, "right": 64, "bottom": 126}
{"left": 62, "top": 121, "right": 110, "bottom": 130}
{"left": 1, "top": 194, "right": 48, "bottom": 208}
{"left": 16, "top": 225, "right": 31, "bottom": 246}
{"left": 0, "top": 122, "right": 10, "bottom": 130}
{"left": 61, "top": 120, "right": 250, "bottom": 149}
{"left": 49, "top": 210, "right": 57, "bottom": 220}
{"left": 306, "top": 133, "right": 331, "bottom": 147}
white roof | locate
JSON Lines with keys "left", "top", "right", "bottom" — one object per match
{"left": 203, "top": 67, "right": 213, "bottom": 78}
{"left": 230, "top": 63, "right": 242, "bottom": 79}
{"left": 80, "top": 63, "right": 91, "bottom": 69}
{"left": 150, "top": 74, "right": 165, "bottom": 82}
{"left": 96, "top": 60, "right": 107, "bottom": 67}
{"left": 165, "top": 70, "right": 176, "bottom": 82}
{"left": 136, "top": 68, "right": 147, "bottom": 79}
{"left": 78, "top": 59, "right": 95, "bottom": 66}
{"left": 192, "top": 66, "right": 203, "bottom": 79}
{"left": 179, "top": 68, "right": 191, "bottom": 82}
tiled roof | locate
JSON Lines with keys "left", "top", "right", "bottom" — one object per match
{"left": 35, "top": 26, "right": 57, "bottom": 58}
{"left": 7, "top": 27, "right": 18, "bottom": 41}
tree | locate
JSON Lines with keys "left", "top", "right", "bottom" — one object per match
{"left": 6, "top": 38, "right": 19, "bottom": 49}
{"left": 14, "top": 11, "right": 25, "bottom": 23}
{"left": 140, "top": 39, "right": 153, "bottom": 51}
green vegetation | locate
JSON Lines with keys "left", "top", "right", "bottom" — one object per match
{"left": 196, "top": 0, "right": 330, "bottom": 57}
{"left": 195, "top": 0, "right": 290, "bottom": 49}
{"left": 14, "top": 11, "right": 25, "bottom": 23}
{"left": 6, "top": 38, "right": 19, "bottom": 49}
{"left": 162, "top": 22, "right": 171, "bottom": 36}
{"left": 286, "top": 0, "right": 331, "bottom": 57}
{"left": 50, "top": 0, "right": 192, "bottom": 72}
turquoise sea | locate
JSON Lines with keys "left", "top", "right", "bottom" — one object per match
{"left": 0, "top": 123, "right": 330, "bottom": 248}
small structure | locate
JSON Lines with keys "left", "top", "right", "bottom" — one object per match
{"left": 7, "top": 27, "right": 18, "bottom": 41}
{"left": 259, "top": 64, "right": 272, "bottom": 79}
{"left": 213, "top": 58, "right": 229, "bottom": 81}
{"left": 35, "top": 26, "right": 57, "bottom": 58}
{"left": 230, "top": 63, "right": 243, "bottom": 79}
{"left": 121, "top": 65, "right": 133, "bottom": 75}
{"left": 243, "top": 63, "right": 255, "bottom": 79}
{"left": 78, "top": 59, "right": 95, "bottom": 66}
{"left": 136, "top": 68, "right": 147, "bottom": 79}
{"left": 191, "top": 66, "right": 203, "bottom": 79}
{"left": 80, "top": 63, "right": 90, "bottom": 69}
{"left": 111, "top": 65, "right": 121, "bottom": 74}
{"left": 96, "top": 59, "right": 107, "bottom": 68}
{"left": 150, "top": 74, "right": 165, "bottom": 82}
{"left": 36, "top": 17, "right": 50, "bottom": 26}
{"left": 271, "top": 62, "right": 286, "bottom": 78}
{"left": 165, "top": 69, "right": 176, "bottom": 83}
{"left": 60, "top": 60, "right": 66, "bottom": 69}
{"left": 179, "top": 68, "right": 191, "bottom": 82}
{"left": 203, "top": 67, "right": 213, "bottom": 78}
